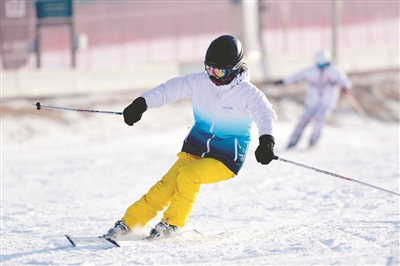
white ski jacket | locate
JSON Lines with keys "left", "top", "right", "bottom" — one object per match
{"left": 282, "top": 64, "right": 352, "bottom": 109}
{"left": 141, "top": 66, "right": 277, "bottom": 175}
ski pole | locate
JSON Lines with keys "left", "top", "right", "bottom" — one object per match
{"left": 273, "top": 156, "right": 399, "bottom": 196}
{"left": 342, "top": 90, "right": 368, "bottom": 121}
{"left": 342, "top": 90, "right": 385, "bottom": 141}
{"left": 33, "top": 102, "right": 122, "bottom": 115}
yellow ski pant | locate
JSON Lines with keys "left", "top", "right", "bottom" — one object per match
{"left": 122, "top": 152, "right": 234, "bottom": 228}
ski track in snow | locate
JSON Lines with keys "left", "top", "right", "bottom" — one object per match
{"left": 2, "top": 96, "right": 399, "bottom": 265}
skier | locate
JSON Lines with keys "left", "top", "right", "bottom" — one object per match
{"left": 103, "top": 35, "right": 277, "bottom": 240}
{"left": 274, "top": 50, "right": 352, "bottom": 149}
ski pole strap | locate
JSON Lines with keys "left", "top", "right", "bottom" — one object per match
{"left": 34, "top": 102, "right": 122, "bottom": 115}
{"left": 273, "top": 156, "right": 399, "bottom": 196}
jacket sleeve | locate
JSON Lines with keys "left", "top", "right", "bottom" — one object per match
{"left": 336, "top": 67, "right": 352, "bottom": 90}
{"left": 283, "top": 66, "right": 313, "bottom": 84}
{"left": 247, "top": 88, "right": 277, "bottom": 137}
{"left": 141, "top": 73, "right": 196, "bottom": 109}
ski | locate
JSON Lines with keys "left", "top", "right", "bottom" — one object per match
{"left": 144, "top": 229, "right": 203, "bottom": 241}
{"left": 65, "top": 234, "right": 120, "bottom": 247}
{"left": 65, "top": 229, "right": 202, "bottom": 247}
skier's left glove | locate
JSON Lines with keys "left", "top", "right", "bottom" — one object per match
{"left": 123, "top": 97, "right": 147, "bottom": 126}
{"left": 255, "top": 134, "right": 275, "bottom": 165}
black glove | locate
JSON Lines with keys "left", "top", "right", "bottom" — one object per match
{"left": 255, "top": 134, "right": 275, "bottom": 165}
{"left": 274, "top": 80, "right": 284, "bottom": 85}
{"left": 123, "top": 97, "right": 147, "bottom": 126}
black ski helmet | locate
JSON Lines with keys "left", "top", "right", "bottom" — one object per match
{"left": 205, "top": 35, "right": 244, "bottom": 68}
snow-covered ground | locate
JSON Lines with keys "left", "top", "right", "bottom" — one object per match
{"left": 2, "top": 92, "right": 399, "bottom": 265}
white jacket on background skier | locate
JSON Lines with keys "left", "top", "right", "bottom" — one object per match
{"left": 276, "top": 50, "right": 352, "bottom": 148}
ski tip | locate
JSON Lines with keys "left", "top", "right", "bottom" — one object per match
{"left": 104, "top": 237, "right": 121, "bottom": 247}
{"left": 65, "top": 234, "right": 77, "bottom": 247}
{"left": 192, "top": 229, "right": 204, "bottom": 236}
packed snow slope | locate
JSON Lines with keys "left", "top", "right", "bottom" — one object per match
{"left": 2, "top": 91, "right": 399, "bottom": 265}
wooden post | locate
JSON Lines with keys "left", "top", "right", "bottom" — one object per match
{"left": 229, "top": 0, "right": 245, "bottom": 50}
{"left": 331, "top": 0, "right": 342, "bottom": 63}
{"left": 36, "top": 23, "right": 41, "bottom": 68}
{"left": 70, "top": 0, "right": 76, "bottom": 68}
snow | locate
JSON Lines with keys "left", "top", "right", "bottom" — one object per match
{"left": 2, "top": 92, "right": 399, "bottom": 265}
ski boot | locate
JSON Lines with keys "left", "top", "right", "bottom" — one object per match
{"left": 103, "top": 220, "right": 131, "bottom": 239}
{"left": 147, "top": 220, "right": 180, "bottom": 239}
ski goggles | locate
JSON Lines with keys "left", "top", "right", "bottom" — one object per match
{"left": 204, "top": 61, "right": 242, "bottom": 79}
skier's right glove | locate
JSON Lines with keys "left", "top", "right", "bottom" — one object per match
{"left": 255, "top": 134, "right": 275, "bottom": 165}
{"left": 123, "top": 97, "right": 147, "bottom": 126}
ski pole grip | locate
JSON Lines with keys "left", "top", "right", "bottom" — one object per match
{"left": 273, "top": 155, "right": 279, "bottom": 160}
